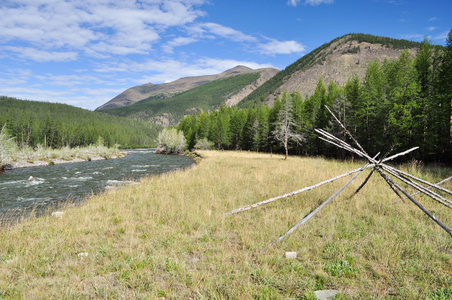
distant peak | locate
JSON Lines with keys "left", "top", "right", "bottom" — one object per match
{"left": 222, "top": 65, "right": 253, "bottom": 76}
{"left": 231, "top": 65, "right": 252, "bottom": 70}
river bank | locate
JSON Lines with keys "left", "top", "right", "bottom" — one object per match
{"left": 3, "top": 153, "right": 128, "bottom": 170}
{"left": 0, "top": 151, "right": 451, "bottom": 299}
{"left": 1, "top": 145, "right": 129, "bottom": 172}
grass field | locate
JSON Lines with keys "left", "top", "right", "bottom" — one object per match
{"left": 1, "top": 151, "right": 451, "bottom": 299}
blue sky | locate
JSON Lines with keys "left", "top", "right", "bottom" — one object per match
{"left": 1, "top": 0, "right": 451, "bottom": 110}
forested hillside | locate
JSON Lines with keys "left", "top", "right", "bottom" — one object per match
{"left": 178, "top": 33, "right": 452, "bottom": 163}
{"left": 96, "top": 66, "right": 278, "bottom": 110}
{"left": 0, "top": 97, "right": 162, "bottom": 148}
{"left": 102, "top": 73, "right": 260, "bottom": 126}
{"left": 239, "top": 33, "right": 423, "bottom": 108}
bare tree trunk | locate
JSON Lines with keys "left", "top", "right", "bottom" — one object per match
{"left": 284, "top": 138, "right": 288, "bottom": 160}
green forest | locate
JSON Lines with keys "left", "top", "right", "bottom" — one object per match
{"left": 178, "top": 34, "right": 452, "bottom": 163}
{"left": 0, "top": 97, "right": 162, "bottom": 148}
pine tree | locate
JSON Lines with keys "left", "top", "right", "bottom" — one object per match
{"left": 386, "top": 50, "right": 421, "bottom": 153}
{"left": 415, "top": 37, "right": 434, "bottom": 159}
{"left": 229, "top": 108, "right": 248, "bottom": 150}
{"left": 344, "top": 75, "right": 362, "bottom": 138}
{"left": 361, "top": 59, "right": 387, "bottom": 154}
{"left": 251, "top": 118, "right": 260, "bottom": 152}
{"left": 437, "top": 29, "right": 452, "bottom": 161}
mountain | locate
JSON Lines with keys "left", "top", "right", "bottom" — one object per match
{"left": 99, "top": 33, "right": 423, "bottom": 126}
{"left": 238, "top": 33, "right": 422, "bottom": 107}
{"left": 99, "top": 67, "right": 278, "bottom": 126}
{"left": 96, "top": 66, "right": 278, "bottom": 110}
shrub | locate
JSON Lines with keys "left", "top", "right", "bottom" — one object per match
{"left": 194, "top": 138, "right": 214, "bottom": 150}
{"left": 157, "top": 128, "right": 185, "bottom": 154}
{"left": 0, "top": 125, "right": 19, "bottom": 164}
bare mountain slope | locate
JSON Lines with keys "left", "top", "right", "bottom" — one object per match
{"left": 275, "top": 39, "right": 417, "bottom": 102}
{"left": 96, "top": 66, "right": 278, "bottom": 110}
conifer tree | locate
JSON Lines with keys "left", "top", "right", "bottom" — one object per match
{"left": 251, "top": 118, "right": 260, "bottom": 152}
{"left": 437, "top": 29, "right": 452, "bottom": 161}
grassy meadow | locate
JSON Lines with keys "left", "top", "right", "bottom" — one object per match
{"left": 0, "top": 150, "right": 451, "bottom": 299}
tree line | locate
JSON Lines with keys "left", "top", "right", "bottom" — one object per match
{"left": 0, "top": 97, "right": 162, "bottom": 148}
{"left": 178, "top": 33, "right": 452, "bottom": 163}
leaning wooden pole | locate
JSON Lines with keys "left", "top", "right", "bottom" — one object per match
{"left": 224, "top": 166, "right": 372, "bottom": 215}
{"left": 316, "top": 129, "right": 367, "bottom": 158}
{"left": 352, "top": 150, "right": 391, "bottom": 195}
{"left": 323, "top": 106, "right": 421, "bottom": 166}
{"left": 385, "top": 165, "right": 452, "bottom": 196}
{"left": 325, "top": 106, "right": 370, "bottom": 158}
{"left": 353, "top": 168, "right": 375, "bottom": 196}
{"left": 261, "top": 161, "right": 373, "bottom": 253}
{"left": 381, "top": 164, "right": 452, "bottom": 209}
{"left": 376, "top": 167, "right": 452, "bottom": 237}
{"left": 393, "top": 176, "right": 452, "bottom": 204}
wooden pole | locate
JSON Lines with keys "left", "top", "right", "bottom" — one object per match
{"left": 224, "top": 165, "right": 373, "bottom": 215}
{"left": 381, "top": 165, "right": 452, "bottom": 209}
{"left": 261, "top": 161, "right": 372, "bottom": 252}
{"left": 317, "top": 135, "right": 366, "bottom": 158}
{"left": 325, "top": 106, "right": 370, "bottom": 158}
{"left": 385, "top": 165, "right": 452, "bottom": 196}
{"left": 316, "top": 128, "right": 366, "bottom": 156}
{"left": 353, "top": 168, "right": 375, "bottom": 196}
{"left": 352, "top": 150, "right": 390, "bottom": 196}
{"left": 393, "top": 176, "right": 452, "bottom": 204}
{"left": 382, "top": 147, "right": 419, "bottom": 163}
{"left": 376, "top": 167, "right": 452, "bottom": 237}
{"left": 323, "top": 106, "right": 420, "bottom": 166}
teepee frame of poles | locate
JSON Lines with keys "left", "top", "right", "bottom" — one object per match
{"left": 225, "top": 106, "right": 452, "bottom": 253}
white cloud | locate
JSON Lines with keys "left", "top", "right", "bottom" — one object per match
{"left": 0, "top": 0, "right": 207, "bottom": 56}
{"left": 2, "top": 46, "right": 78, "bottom": 62}
{"left": 288, "top": 0, "right": 334, "bottom": 6}
{"left": 163, "top": 36, "right": 198, "bottom": 53}
{"left": 194, "top": 23, "right": 257, "bottom": 42}
{"left": 0, "top": 68, "right": 33, "bottom": 86}
{"left": 433, "top": 31, "right": 450, "bottom": 42}
{"left": 372, "top": 0, "right": 402, "bottom": 5}
{"left": 34, "top": 74, "right": 109, "bottom": 87}
{"left": 400, "top": 33, "right": 425, "bottom": 41}
{"left": 305, "top": 0, "right": 334, "bottom": 5}
{"left": 257, "top": 39, "right": 306, "bottom": 55}
{"left": 287, "top": 0, "right": 299, "bottom": 6}
{"left": 427, "top": 26, "right": 437, "bottom": 31}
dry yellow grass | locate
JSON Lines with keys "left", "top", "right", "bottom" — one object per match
{"left": 0, "top": 151, "right": 451, "bottom": 299}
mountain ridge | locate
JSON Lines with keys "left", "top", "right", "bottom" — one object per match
{"left": 100, "top": 71, "right": 269, "bottom": 126}
{"left": 96, "top": 65, "right": 278, "bottom": 110}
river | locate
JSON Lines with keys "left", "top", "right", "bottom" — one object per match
{"left": 0, "top": 149, "right": 195, "bottom": 221}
